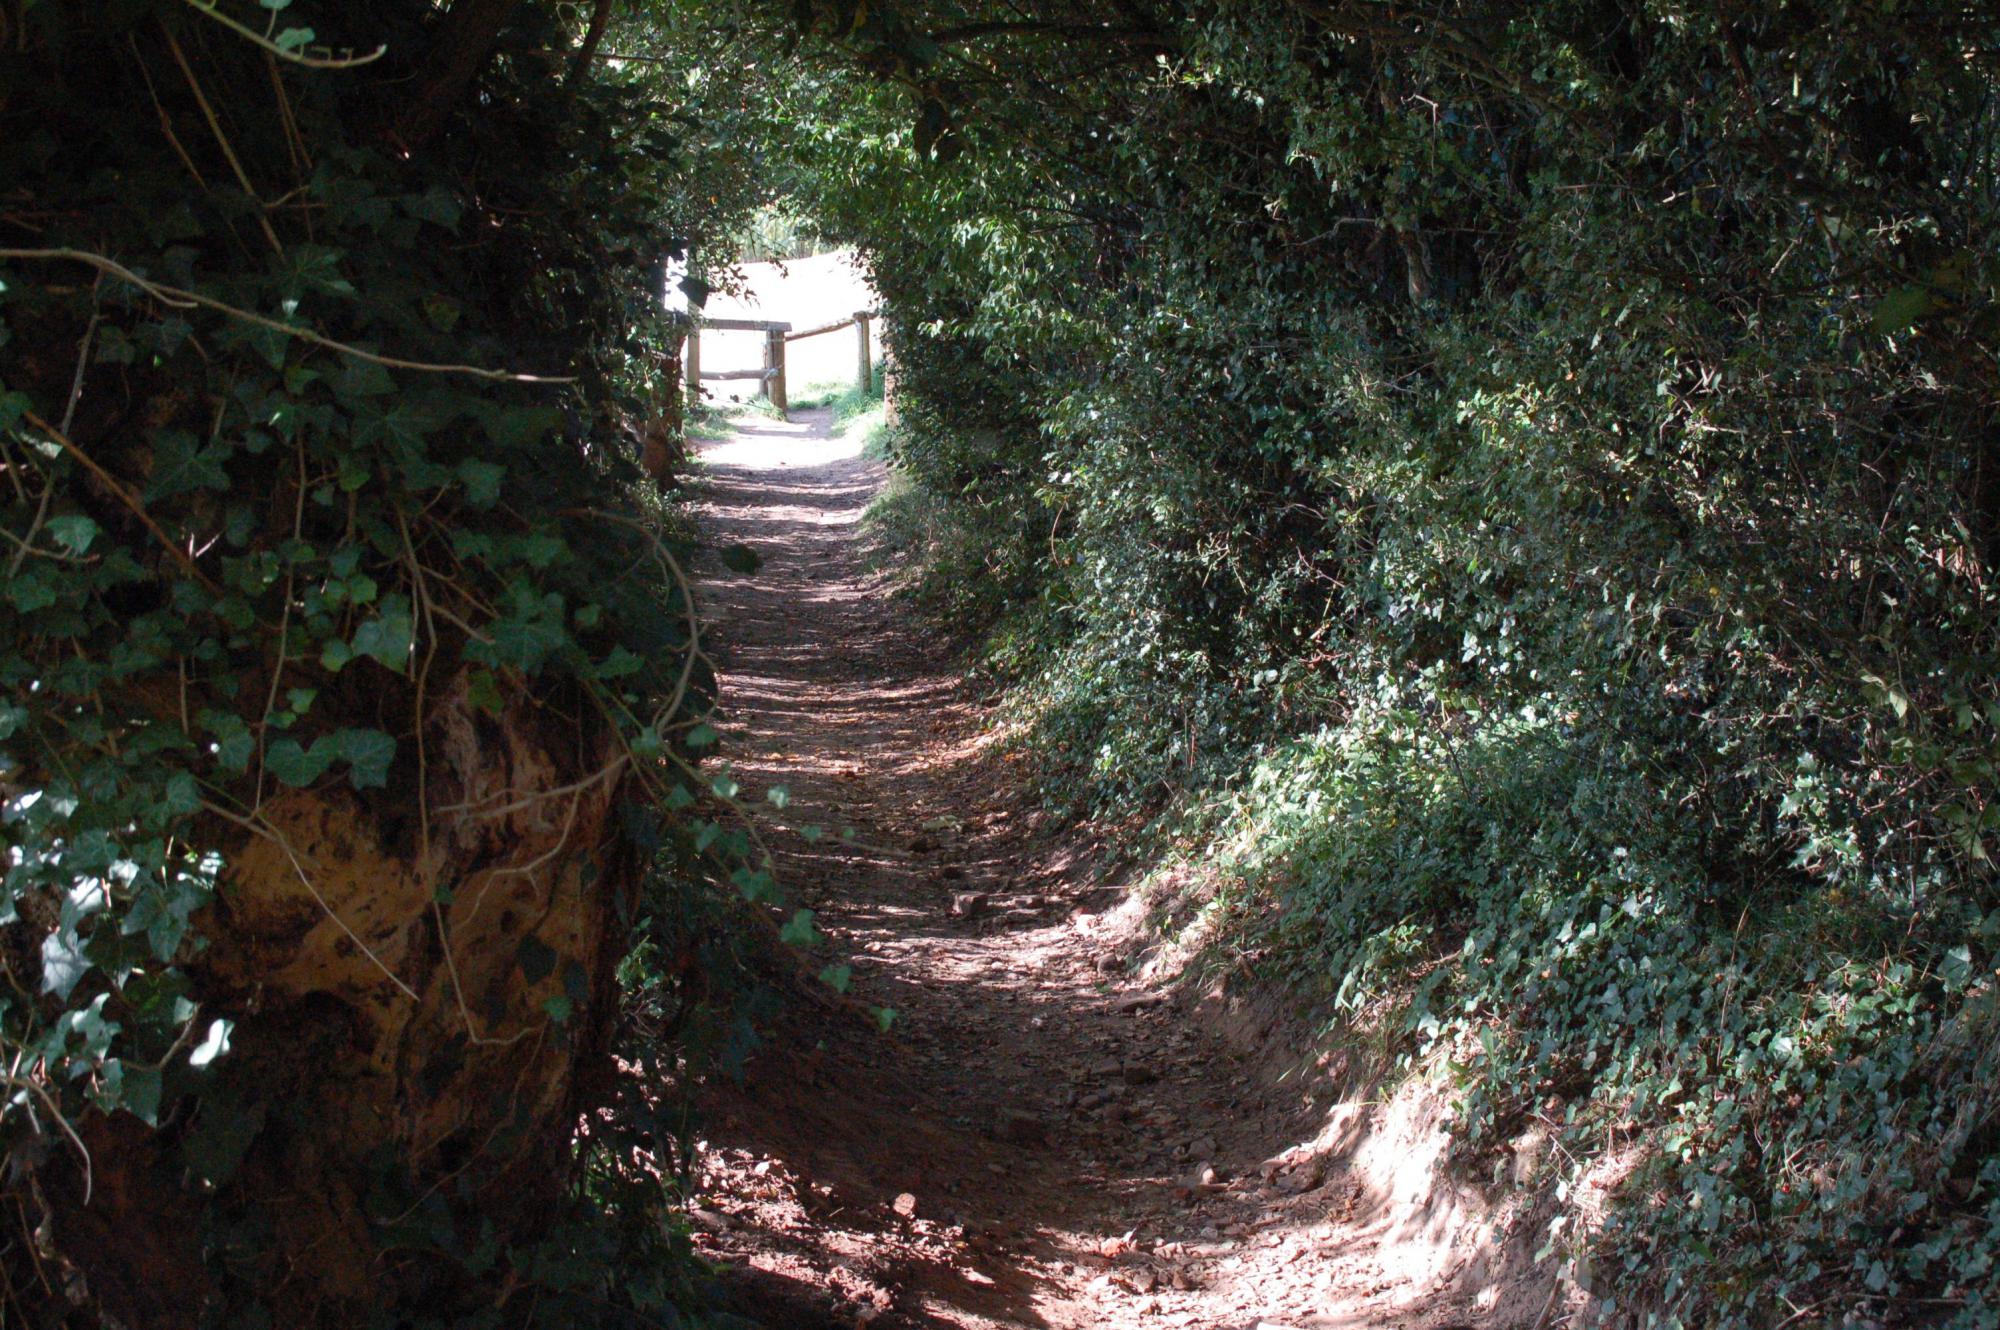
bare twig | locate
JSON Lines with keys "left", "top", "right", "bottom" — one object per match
{"left": 0, "top": 248, "right": 573, "bottom": 383}
{"left": 202, "top": 798, "right": 423, "bottom": 1002}
{"left": 566, "top": 507, "right": 706, "bottom": 724}
{"left": 0, "top": 1069, "right": 93, "bottom": 1205}
{"left": 130, "top": 36, "right": 212, "bottom": 189}
{"left": 19, "top": 409, "right": 224, "bottom": 595}
{"left": 161, "top": 23, "right": 285, "bottom": 257}
{"left": 566, "top": 0, "right": 614, "bottom": 87}
{"left": 177, "top": 0, "right": 386, "bottom": 68}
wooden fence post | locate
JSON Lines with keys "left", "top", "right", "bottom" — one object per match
{"left": 682, "top": 318, "right": 701, "bottom": 411}
{"left": 763, "top": 327, "right": 787, "bottom": 413}
{"left": 854, "top": 310, "right": 873, "bottom": 394}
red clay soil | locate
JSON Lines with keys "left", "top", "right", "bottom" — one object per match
{"left": 685, "top": 409, "right": 1461, "bottom": 1330}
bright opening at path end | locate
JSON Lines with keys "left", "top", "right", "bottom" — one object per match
{"left": 681, "top": 248, "right": 884, "bottom": 406}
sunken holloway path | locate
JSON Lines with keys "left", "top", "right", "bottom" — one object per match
{"left": 682, "top": 409, "right": 1443, "bottom": 1330}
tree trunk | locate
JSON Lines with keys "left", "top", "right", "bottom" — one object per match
{"left": 395, "top": 0, "right": 521, "bottom": 151}
{"left": 35, "top": 668, "right": 636, "bottom": 1326}
{"left": 567, "top": 0, "right": 614, "bottom": 87}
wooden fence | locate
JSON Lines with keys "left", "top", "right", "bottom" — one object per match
{"left": 682, "top": 308, "right": 878, "bottom": 416}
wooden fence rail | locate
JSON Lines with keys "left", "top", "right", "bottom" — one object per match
{"left": 681, "top": 308, "right": 879, "bottom": 417}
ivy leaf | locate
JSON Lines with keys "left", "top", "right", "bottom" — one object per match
{"left": 422, "top": 294, "right": 462, "bottom": 332}
{"left": 338, "top": 358, "right": 396, "bottom": 399}
{"left": 188, "top": 1017, "right": 234, "bottom": 1069}
{"left": 351, "top": 599, "right": 414, "bottom": 673}
{"left": 203, "top": 711, "right": 255, "bottom": 772}
{"left": 93, "top": 326, "right": 137, "bottom": 365}
{"left": 242, "top": 323, "right": 292, "bottom": 370}
{"left": 731, "top": 865, "right": 778, "bottom": 903}
{"left": 516, "top": 533, "right": 566, "bottom": 568}
{"left": 162, "top": 771, "right": 201, "bottom": 816}
{"left": 146, "top": 430, "right": 230, "bottom": 501}
{"left": 7, "top": 568, "right": 57, "bottom": 612}
{"left": 47, "top": 515, "right": 99, "bottom": 554}
{"left": 111, "top": 1060, "right": 163, "bottom": 1126}
{"left": 457, "top": 459, "right": 505, "bottom": 507}
{"left": 265, "top": 737, "right": 332, "bottom": 787}
{"left": 404, "top": 188, "right": 463, "bottom": 231}
{"left": 466, "top": 669, "right": 504, "bottom": 716}
{"left": 274, "top": 26, "right": 316, "bottom": 53}
{"left": 476, "top": 403, "right": 563, "bottom": 450}
{"left": 593, "top": 646, "right": 643, "bottom": 679}
{"left": 479, "top": 595, "right": 568, "bottom": 671}
{"left": 337, "top": 451, "right": 371, "bottom": 492}
{"left": 778, "top": 909, "right": 819, "bottom": 947}
{"left": 39, "top": 928, "right": 90, "bottom": 998}
{"left": 332, "top": 729, "right": 396, "bottom": 789}
{"left": 1872, "top": 287, "right": 1933, "bottom": 336}
{"left": 818, "top": 963, "right": 853, "bottom": 994}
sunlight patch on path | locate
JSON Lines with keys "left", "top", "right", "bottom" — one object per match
{"left": 699, "top": 410, "right": 866, "bottom": 471}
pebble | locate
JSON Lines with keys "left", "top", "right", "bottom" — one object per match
{"left": 998, "top": 1109, "right": 1048, "bottom": 1145}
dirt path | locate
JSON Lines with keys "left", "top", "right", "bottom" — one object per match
{"left": 685, "top": 409, "right": 1436, "bottom": 1330}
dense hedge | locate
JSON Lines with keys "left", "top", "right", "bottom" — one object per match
{"left": 790, "top": 0, "right": 2000, "bottom": 1321}
{"left": 0, "top": 2, "right": 776, "bottom": 1324}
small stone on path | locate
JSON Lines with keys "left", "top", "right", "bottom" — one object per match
{"left": 998, "top": 1109, "right": 1048, "bottom": 1145}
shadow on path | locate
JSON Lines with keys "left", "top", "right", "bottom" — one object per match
{"left": 686, "top": 409, "right": 1421, "bottom": 1330}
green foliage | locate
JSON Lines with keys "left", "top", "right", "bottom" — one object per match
{"left": 0, "top": 0, "right": 780, "bottom": 1322}
{"left": 779, "top": 0, "right": 2000, "bottom": 1321}
{"left": 735, "top": 200, "right": 833, "bottom": 262}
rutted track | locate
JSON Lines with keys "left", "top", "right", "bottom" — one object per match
{"left": 685, "top": 407, "right": 1457, "bottom": 1330}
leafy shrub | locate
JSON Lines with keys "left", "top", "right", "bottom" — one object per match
{"left": 0, "top": 1, "right": 775, "bottom": 1322}
{"left": 782, "top": 0, "right": 2000, "bottom": 1319}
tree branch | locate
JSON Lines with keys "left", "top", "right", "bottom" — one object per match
{"left": 394, "top": 0, "right": 520, "bottom": 152}
{"left": 566, "top": 0, "right": 614, "bottom": 86}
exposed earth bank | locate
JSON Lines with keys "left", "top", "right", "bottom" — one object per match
{"left": 684, "top": 407, "right": 1568, "bottom": 1330}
